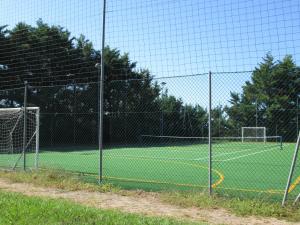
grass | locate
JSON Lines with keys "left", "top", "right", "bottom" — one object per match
{"left": 0, "top": 190, "right": 202, "bottom": 225}
{"left": 0, "top": 170, "right": 300, "bottom": 222}
{"left": 161, "top": 191, "right": 300, "bottom": 222}
{"left": 0, "top": 169, "right": 118, "bottom": 192}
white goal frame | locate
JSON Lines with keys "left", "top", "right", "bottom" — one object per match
{"left": 241, "top": 127, "right": 266, "bottom": 143}
{"left": 0, "top": 107, "right": 40, "bottom": 169}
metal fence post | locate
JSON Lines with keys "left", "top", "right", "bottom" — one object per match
{"left": 99, "top": 0, "right": 107, "bottom": 184}
{"left": 282, "top": 130, "right": 300, "bottom": 206}
{"left": 73, "top": 80, "right": 76, "bottom": 145}
{"left": 23, "top": 81, "right": 28, "bottom": 171}
{"left": 35, "top": 107, "right": 40, "bottom": 170}
{"left": 208, "top": 71, "right": 212, "bottom": 195}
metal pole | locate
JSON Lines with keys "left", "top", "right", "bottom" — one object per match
{"left": 255, "top": 99, "right": 258, "bottom": 141}
{"left": 73, "top": 81, "right": 76, "bottom": 145}
{"left": 23, "top": 81, "right": 28, "bottom": 171}
{"left": 160, "top": 82, "right": 166, "bottom": 136}
{"left": 35, "top": 108, "right": 40, "bottom": 170}
{"left": 256, "top": 99, "right": 258, "bottom": 128}
{"left": 160, "top": 111, "right": 164, "bottom": 136}
{"left": 219, "top": 103, "right": 221, "bottom": 137}
{"left": 282, "top": 130, "right": 300, "bottom": 206}
{"left": 208, "top": 71, "right": 212, "bottom": 195}
{"left": 242, "top": 127, "right": 244, "bottom": 143}
{"left": 99, "top": 0, "right": 106, "bottom": 184}
{"left": 297, "top": 97, "right": 299, "bottom": 139}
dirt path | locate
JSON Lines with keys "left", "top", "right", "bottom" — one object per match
{"left": 0, "top": 179, "right": 298, "bottom": 225}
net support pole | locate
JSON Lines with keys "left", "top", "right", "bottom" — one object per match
{"left": 242, "top": 128, "right": 244, "bottom": 143}
{"left": 35, "top": 108, "right": 40, "bottom": 170}
{"left": 282, "top": 130, "right": 300, "bottom": 206}
{"left": 22, "top": 81, "right": 28, "bottom": 171}
{"left": 98, "top": 0, "right": 106, "bottom": 184}
{"left": 208, "top": 71, "right": 212, "bottom": 195}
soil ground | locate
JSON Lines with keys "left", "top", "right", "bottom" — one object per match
{"left": 0, "top": 178, "right": 298, "bottom": 225}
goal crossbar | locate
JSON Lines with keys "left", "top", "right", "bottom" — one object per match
{"left": 0, "top": 107, "right": 39, "bottom": 112}
{"left": 242, "top": 127, "right": 266, "bottom": 143}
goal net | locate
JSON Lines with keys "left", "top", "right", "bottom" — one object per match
{"left": 242, "top": 127, "right": 266, "bottom": 142}
{"left": 0, "top": 107, "right": 39, "bottom": 169}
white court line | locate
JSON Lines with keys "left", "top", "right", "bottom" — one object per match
{"left": 131, "top": 144, "right": 263, "bottom": 156}
{"left": 105, "top": 141, "right": 278, "bottom": 155}
{"left": 111, "top": 147, "right": 202, "bottom": 154}
{"left": 107, "top": 146, "right": 279, "bottom": 162}
{"left": 194, "top": 146, "right": 271, "bottom": 161}
{"left": 144, "top": 143, "right": 278, "bottom": 155}
{"left": 106, "top": 154, "right": 200, "bottom": 162}
{"left": 214, "top": 147, "right": 278, "bottom": 162}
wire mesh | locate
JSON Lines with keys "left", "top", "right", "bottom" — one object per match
{"left": 0, "top": 107, "right": 24, "bottom": 169}
{"left": 212, "top": 71, "right": 300, "bottom": 201}
{"left": 0, "top": 0, "right": 300, "bottom": 202}
{"left": 29, "top": 83, "right": 100, "bottom": 179}
{"left": 103, "top": 75, "right": 209, "bottom": 190}
{"left": 0, "top": 104, "right": 39, "bottom": 170}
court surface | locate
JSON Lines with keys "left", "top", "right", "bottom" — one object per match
{"left": 1, "top": 141, "right": 299, "bottom": 199}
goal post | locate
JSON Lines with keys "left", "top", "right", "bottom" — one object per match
{"left": 0, "top": 107, "right": 40, "bottom": 170}
{"left": 242, "top": 127, "right": 266, "bottom": 143}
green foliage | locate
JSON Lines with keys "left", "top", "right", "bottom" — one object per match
{"left": 0, "top": 20, "right": 163, "bottom": 145}
{"left": 0, "top": 191, "right": 201, "bottom": 225}
{"left": 226, "top": 54, "right": 300, "bottom": 140}
{"left": 1, "top": 19, "right": 300, "bottom": 144}
{"left": 156, "top": 92, "right": 208, "bottom": 137}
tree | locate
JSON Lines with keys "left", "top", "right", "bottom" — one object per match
{"left": 157, "top": 91, "right": 208, "bottom": 137}
{"left": 0, "top": 21, "right": 162, "bottom": 146}
{"left": 226, "top": 54, "right": 300, "bottom": 140}
{"left": 211, "top": 105, "right": 230, "bottom": 137}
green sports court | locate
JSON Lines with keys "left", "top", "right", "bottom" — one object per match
{"left": 1, "top": 138, "right": 299, "bottom": 200}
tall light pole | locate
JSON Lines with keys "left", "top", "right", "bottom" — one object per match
{"left": 255, "top": 98, "right": 259, "bottom": 141}
{"left": 23, "top": 81, "right": 28, "bottom": 171}
{"left": 160, "top": 82, "right": 166, "bottom": 136}
{"left": 255, "top": 99, "right": 258, "bottom": 128}
{"left": 67, "top": 74, "right": 76, "bottom": 145}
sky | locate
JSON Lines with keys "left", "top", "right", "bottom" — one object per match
{"left": 0, "top": 0, "right": 300, "bottom": 107}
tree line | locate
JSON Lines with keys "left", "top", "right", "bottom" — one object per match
{"left": 1, "top": 21, "right": 300, "bottom": 147}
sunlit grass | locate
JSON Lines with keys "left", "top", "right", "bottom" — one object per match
{"left": 0, "top": 170, "right": 300, "bottom": 222}
{"left": 160, "top": 190, "right": 300, "bottom": 222}
{"left": 0, "top": 190, "right": 202, "bottom": 225}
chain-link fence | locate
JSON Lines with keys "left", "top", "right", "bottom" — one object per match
{"left": 1, "top": 71, "right": 300, "bottom": 202}
{"left": 1, "top": 0, "right": 300, "bottom": 204}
